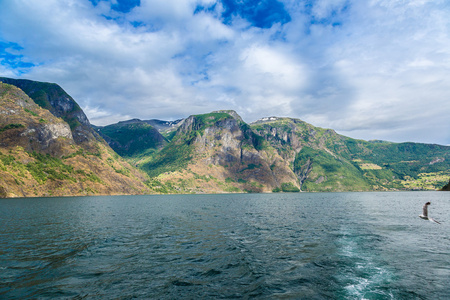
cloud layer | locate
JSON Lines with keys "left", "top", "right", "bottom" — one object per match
{"left": 0, "top": 0, "right": 449, "bottom": 145}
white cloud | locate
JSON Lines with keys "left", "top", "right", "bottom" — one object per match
{"left": 0, "top": 0, "right": 449, "bottom": 144}
{"left": 282, "top": 0, "right": 450, "bottom": 143}
{"left": 309, "top": 0, "right": 349, "bottom": 20}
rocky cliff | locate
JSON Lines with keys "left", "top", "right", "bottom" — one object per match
{"left": 0, "top": 82, "right": 74, "bottom": 156}
{"left": 0, "top": 82, "right": 150, "bottom": 198}
{"left": 250, "top": 117, "right": 372, "bottom": 191}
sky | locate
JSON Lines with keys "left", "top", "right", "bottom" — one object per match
{"left": 0, "top": 0, "right": 449, "bottom": 145}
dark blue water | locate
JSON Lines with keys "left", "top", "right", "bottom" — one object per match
{"left": 1, "top": 192, "right": 449, "bottom": 299}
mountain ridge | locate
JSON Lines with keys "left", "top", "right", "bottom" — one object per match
{"left": 1, "top": 77, "right": 449, "bottom": 197}
{"left": 0, "top": 77, "right": 108, "bottom": 158}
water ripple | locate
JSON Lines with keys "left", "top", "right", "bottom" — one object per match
{"left": 1, "top": 192, "right": 449, "bottom": 298}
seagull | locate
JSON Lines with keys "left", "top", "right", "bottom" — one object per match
{"left": 419, "top": 202, "right": 441, "bottom": 224}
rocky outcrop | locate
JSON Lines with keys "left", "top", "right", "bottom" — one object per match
{"left": 296, "top": 158, "right": 313, "bottom": 189}
{"left": 251, "top": 117, "right": 372, "bottom": 192}
{"left": 21, "top": 123, "right": 73, "bottom": 149}
{"left": 0, "top": 82, "right": 75, "bottom": 156}
{"left": 0, "top": 77, "right": 100, "bottom": 147}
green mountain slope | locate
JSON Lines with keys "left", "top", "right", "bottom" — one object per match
{"left": 97, "top": 113, "right": 450, "bottom": 193}
{"left": 94, "top": 120, "right": 167, "bottom": 158}
{"left": 293, "top": 146, "right": 372, "bottom": 191}
{"left": 251, "top": 117, "right": 372, "bottom": 191}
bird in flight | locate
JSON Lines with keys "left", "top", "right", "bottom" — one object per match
{"left": 419, "top": 202, "right": 441, "bottom": 224}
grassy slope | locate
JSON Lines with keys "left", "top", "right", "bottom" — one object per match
{"left": 294, "top": 146, "right": 372, "bottom": 192}
{"left": 338, "top": 139, "right": 450, "bottom": 190}
{"left": 97, "top": 121, "right": 167, "bottom": 158}
{"left": 0, "top": 145, "right": 151, "bottom": 197}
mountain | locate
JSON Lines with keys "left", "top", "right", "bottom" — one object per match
{"left": 99, "top": 118, "right": 183, "bottom": 134}
{"left": 0, "top": 80, "right": 150, "bottom": 198}
{"left": 250, "top": 117, "right": 372, "bottom": 191}
{"left": 94, "top": 119, "right": 168, "bottom": 158}
{"left": 138, "top": 111, "right": 300, "bottom": 193}
{"left": 0, "top": 77, "right": 100, "bottom": 148}
{"left": 137, "top": 119, "right": 184, "bottom": 133}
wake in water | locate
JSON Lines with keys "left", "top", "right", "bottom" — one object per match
{"left": 335, "top": 228, "right": 395, "bottom": 299}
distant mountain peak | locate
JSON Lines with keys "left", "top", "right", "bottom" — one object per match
{"left": 117, "top": 118, "right": 142, "bottom": 124}
{"left": 251, "top": 116, "right": 280, "bottom": 124}
{"left": 212, "top": 110, "right": 243, "bottom": 122}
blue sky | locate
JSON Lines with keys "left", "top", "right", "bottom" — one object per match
{"left": 0, "top": 0, "right": 449, "bottom": 145}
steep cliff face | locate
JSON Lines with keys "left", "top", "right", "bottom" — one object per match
{"left": 251, "top": 117, "right": 345, "bottom": 157}
{"left": 0, "top": 77, "right": 99, "bottom": 147}
{"left": 0, "top": 82, "right": 74, "bottom": 156}
{"left": 142, "top": 111, "right": 299, "bottom": 193}
{"left": 0, "top": 82, "right": 151, "bottom": 198}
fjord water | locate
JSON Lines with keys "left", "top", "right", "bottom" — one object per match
{"left": 1, "top": 192, "right": 449, "bottom": 299}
